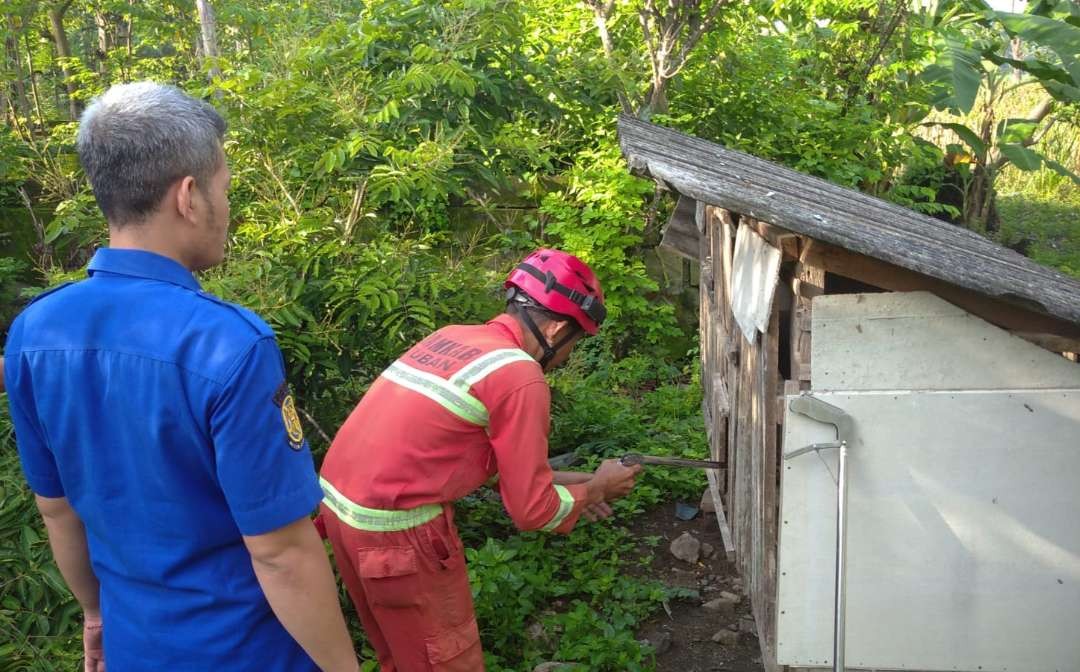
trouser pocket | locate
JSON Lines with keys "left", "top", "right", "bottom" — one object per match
{"left": 424, "top": 616, "right": 483, "bottom": 671}
{"left": 356, "top": 546, "right": 422, "bottom": 608}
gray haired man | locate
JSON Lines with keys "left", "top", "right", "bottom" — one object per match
{"left": 3, "top": 82, "right": 360, "bottom": 671}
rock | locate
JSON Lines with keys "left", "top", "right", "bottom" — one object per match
{"left": 652, "top": 631, "right": 673, "bottom": 655}
{"left": 702, "top": 595, "right": 738, "bottom": 614}
{"left": 701, "top": 542, "right": 715, "bottom": 559}
{"left": 738, "top": 616, "right": 757, "bottom": 634}
{"left": 711, "top": 629, "right": 739, "bottom": 646}
{"left": 719, "top": 590, "right": 740, "bottom": 603}
{"left": 525, "top": 621, "right": 546, "bottom": 641}
{"left": 669, "top": 531, "right": 701, "bottom": 563}
{"left": 533, "top": 664, "right": 574, "bottom": 672}
{"left": 700, "top": 488, "right": 716, "bottom": 513}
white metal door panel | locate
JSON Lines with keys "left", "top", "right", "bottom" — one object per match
{"left": 777, "top": 390, "right": 1080, "bottom": 671}
{"left": 811, "top": 292, "right": 1080, "bottom": 391}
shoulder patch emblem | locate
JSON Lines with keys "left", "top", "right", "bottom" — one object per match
{"left": 273, "top": 382, "right": 305, "bottom": 450}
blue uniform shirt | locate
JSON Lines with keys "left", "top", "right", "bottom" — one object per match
{"left": 3, "top": 248, "right": 323, "bottom": 671}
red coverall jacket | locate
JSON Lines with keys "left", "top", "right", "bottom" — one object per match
{"left": 320, "top": 314, "right": 589, "bottom": 532}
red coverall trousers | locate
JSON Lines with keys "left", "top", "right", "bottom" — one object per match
{"left": 320, "top": 503, "right": 485, "bottom": 671}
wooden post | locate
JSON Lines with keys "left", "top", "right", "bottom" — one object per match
{"left": 790, "top": 238, "right": 824, "bottom": 389}
{"left": 758, "top": 298, "right": 782, "bottom": 672}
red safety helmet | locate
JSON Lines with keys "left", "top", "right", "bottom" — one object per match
{"left": 504, "top": 249, "right": 606, "bottom": 335}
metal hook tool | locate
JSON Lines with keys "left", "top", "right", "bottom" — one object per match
{"left": 619, "top": 453, "right": 723, "bottom": 470}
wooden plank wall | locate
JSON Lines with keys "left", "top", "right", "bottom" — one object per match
{"left": 699, "top": 205, "right": 783, "bottom": 672}
{"left": 696, "top": 203, "right": 1075, "bottom": 672}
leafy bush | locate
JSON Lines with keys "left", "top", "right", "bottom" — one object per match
{"left": 0, "top": 399, "right": 82, "bottom": 672}
{"left": 0, "top": 257, "right": 29, "bottom": 333}
{"left": 202, "top": 225, "right": 505, "bottom": 453}
{"left": 452, "top": 361, "right": 708, "bottom": 671}
{"left": 539, "top": 134, "right": 682, "bottom": 354}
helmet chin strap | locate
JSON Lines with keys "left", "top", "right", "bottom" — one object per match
{"left": 518, "top": 306, "right": 579, "bottom": 370}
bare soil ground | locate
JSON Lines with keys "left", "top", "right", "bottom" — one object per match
{"left": 631, "top": 500, "right": 763, "bottom": 672}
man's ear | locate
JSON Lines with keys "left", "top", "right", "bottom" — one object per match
{"left": 539, "top": 318, "right": 565, "bottom": 343}
{"left": 175, "top": 176, "right": 198, "bottom": 223}
{"left": 546, "top": 319, "right": 580, "bottom": 345}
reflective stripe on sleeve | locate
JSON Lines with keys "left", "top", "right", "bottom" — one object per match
{"left": 541, "top": 484, "right": 577, "bottom": 532}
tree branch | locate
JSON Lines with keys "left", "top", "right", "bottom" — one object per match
{"left": 853, "top": 0, "right": 908, "bottom": 96}
{"left": 989, "top": 97, "right": 1056, "bottom": 171}
{"left": 297, "top": 406, "right": 333, "bottom": 446}
{"left": 670, "top": 1, "right": 727, "bottom": 76}
{"left": 262, "top": 154, "right": 303, "bottom": 218}
{"left": 585, "top": 0, "right": 635, "bottom": 115}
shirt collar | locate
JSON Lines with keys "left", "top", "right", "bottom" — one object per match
{"left": 487, "top": 313, "right": 528, "bottom": 350}
{"left": 86, "top": 248, "right": 201, "bottom": 291}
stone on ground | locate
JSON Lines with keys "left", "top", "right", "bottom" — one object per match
{"left": 702, "top": 595, "right": 738, "bottom": 614}
{"left": 711, "top": 629, "right": 739, "bottom": 646}
{"left": 669, "top": 531, "right": 701, "bottom": 563}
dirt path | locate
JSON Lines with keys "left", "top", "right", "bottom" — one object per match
{"left": 631, "top": 499, "right": 763, "bottom": 672}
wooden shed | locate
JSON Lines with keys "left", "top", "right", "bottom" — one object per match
{"left": 618, "top": 116, "right": 1080, "bottom": 672}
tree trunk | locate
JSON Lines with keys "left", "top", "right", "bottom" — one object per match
{"left": 645, "top": 81, "right": 668, "bottom": 118}
{"left": 24, "top": 32, "right": 48, "bottom": 131}
{"left": 47, "top": 1, "right": 82, "bottom": 119}
{"left": 636, "top": 0, "right": 728, "bottom": 119}
{"left": 4, "top": 21, "right": 32, "bottom": 126}
{"left": 195, "top": 0, "right": 222, "bottom": 81}
{"left": 586, "top": 1, "right": 635, "bottom": 115}
{"left": 95, "top": 12, "right": 112, "bottom": 75}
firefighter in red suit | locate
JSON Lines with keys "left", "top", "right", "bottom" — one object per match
{"left": 318, "top": 249, "right": 642, "bottom": 670}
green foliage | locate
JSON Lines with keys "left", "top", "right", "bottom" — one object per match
{"left": 0, "top": 402, "right": 82, "bottom": 672}
{"left": 997, "top": 192, "right": 1080, "bottom": 277}
{"left": 539, "top": 135, "right": 682, "bottom": 352}
{"left": 0, "top": 257, "right": 28, "bottom": 330}
{"left": 202, "top": 225, "right": 504, "bottom": 452}
{"left": 549, "top": 352, "right": 709, "bottom": 506}
{"left": 915, "top": 0, "right": 1080, "bottom": 228}
{"left": 665, "top": 3, "right": 950, "bottom": 214}
{"left": 457, "top": 363, "right": 708, "bottom": 671}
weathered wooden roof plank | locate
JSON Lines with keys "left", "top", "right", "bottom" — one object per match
{"left": 618, "top": 115, "right": 1080, "bottom": 326}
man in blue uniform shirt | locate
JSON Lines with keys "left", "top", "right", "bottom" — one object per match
{"left": 3, "top": 82, "right": 359, "bottom": 672}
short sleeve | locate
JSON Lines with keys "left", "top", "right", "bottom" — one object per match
{"left": 210, "top": 337, "right": 323, "bottom": 535}
{"left": 5, "top": 332, "right": 65, "bottom": 497}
